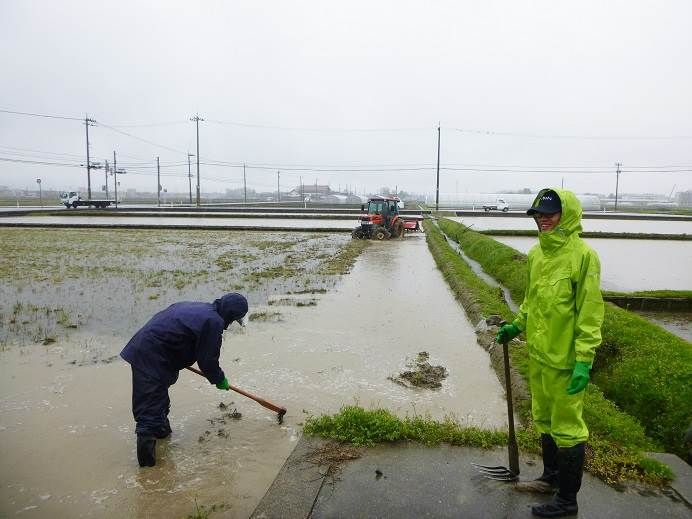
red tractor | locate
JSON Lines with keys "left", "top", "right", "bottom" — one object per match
{"left": 352, "top": 196, "right": 422, "bottom": 240}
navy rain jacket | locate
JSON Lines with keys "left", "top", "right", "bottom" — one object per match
{"left": 120, "top": 293, "right": 248, "bottom": 386}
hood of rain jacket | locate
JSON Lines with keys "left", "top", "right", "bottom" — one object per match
{"left": 513, "top": 188, "right": 604, "bottom": 369}
{"left": 213, "top": 293, "right": 249, "bottom": 329}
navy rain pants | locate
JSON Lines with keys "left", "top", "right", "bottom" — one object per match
{"left": 131, "top": 366, "right": 172, "bottom": 438}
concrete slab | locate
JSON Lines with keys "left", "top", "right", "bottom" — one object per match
{"left": 646, "top": 452, "right": 692, "bottom": 506}
{"left": 254, "top": 437, "right": 691, "bottom": 519}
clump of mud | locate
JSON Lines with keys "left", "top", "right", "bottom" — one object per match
{"left": 198, "top": 402, "right": 242, "bottom": 442}
{"left": 388, "top": 351, "right": 448, "bottom": 389}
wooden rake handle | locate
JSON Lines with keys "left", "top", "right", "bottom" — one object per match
{"left": 185, "top": 365, "right": 287, "bottom": 417}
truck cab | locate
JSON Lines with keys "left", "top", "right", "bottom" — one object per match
{"left": 482, "top": 199, "right": 509, "bottom": 212}
{"left": 60, "top": 191, "right": 81, "bottom": 208}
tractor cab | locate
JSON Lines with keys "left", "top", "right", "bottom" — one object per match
{"left": 362, "top": 197, "right": 400, "bottom": 227}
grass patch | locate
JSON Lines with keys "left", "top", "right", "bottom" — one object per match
{"left": 304, "top": 405, "right": 506, "bottom": 448}
{"left": 595, "top": 304, "right": 692, "bottom": 459}
{"left": 318, "top": 238, "right": 369, "bottom": 275}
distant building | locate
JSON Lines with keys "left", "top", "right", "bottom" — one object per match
{"left": 288, "top": 184, "right": 332, "bottom": 200}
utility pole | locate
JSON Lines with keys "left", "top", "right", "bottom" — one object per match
{"left": 84, "top": 115, "right": 96, "bottom": 199}
{"left": 187, "top": 153, "right": 194, "bottom": 205}
{"left": 157, "top": 156, "right": 161, "bottom": 207}
{"left": 277, "top": 170, "right": 280, "bottom": 203}
{"left": 36, "top": 178, "right": 42, "bottom": 207}
{"left": 614, "top": 162, "right": 622, "bottom": 211}
{"left": 113, "top": 151, "right": 118, "bottom": 208}
{"left": 243, "top": 163, "right": 247, "bottom": 203}
{"left": 104, "top": 160, "right": 109, "bottom": 198}
{"left": 190, "top": 114, "right": 204, "bottom": 206}
{"left": 435, "top": 123, "right": 441, "bottom": 211}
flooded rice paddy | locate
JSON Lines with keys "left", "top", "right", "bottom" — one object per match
{"left": 0, "top": 228, "right": 505, "bottom": 518}
{"left": 492, "top": 236, "right": 692, "bottom": 292}
{"left": 0, "top": 215, "right": 357, "bottom": 230}
{"left": 448, "top": 215, "right": 692, "bottom": 235}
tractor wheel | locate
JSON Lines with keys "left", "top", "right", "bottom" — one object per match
{"left": 352, "top": 227, "right": 365, "bottom": 239}
{"left": 373, "top": 226, "right": 390, "bottom": 240}
{"left": 394, "top": 220, "right": 404, "bottom": 239}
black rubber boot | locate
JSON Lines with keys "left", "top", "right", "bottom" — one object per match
{"left": 532, "top": 443, "right": 585, "bottom": 517}
{"left": 136, "top": 435, "right": 156, "bottom": 467}
{"left": 516, "top": 434, "right": 559, "bottom": 493}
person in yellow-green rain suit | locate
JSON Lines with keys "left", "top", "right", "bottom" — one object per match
{"left": 496, "top": 188, "right": 604, "bottom": 518}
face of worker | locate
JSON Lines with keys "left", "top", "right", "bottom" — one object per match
{"left": 535, "top": 212, "right": 561, "bottom": 232}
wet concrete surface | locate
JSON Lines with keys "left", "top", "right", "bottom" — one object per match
{"left": 0, "top": 231, "right": 506, "bottom": 518}
{"left": 253, "top": 436, "right": 692, "bottom": 519}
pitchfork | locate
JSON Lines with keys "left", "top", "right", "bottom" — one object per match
{"left": 471, "top": 323, "right": 520, "bottom": 481}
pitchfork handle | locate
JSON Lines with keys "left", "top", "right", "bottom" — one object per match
{"left": 185, "top": 365, "right": 287, "bottom": 416}
{"left": 502, "top": 333, "right": 520, "bottom": 476}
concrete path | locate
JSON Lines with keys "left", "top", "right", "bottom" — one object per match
{"left": 252, "top": 436, "right": 691, "bottom": 519}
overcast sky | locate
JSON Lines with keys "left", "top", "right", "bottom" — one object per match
{"left": 1, "top": 0, "right": 691, "bottom": 199}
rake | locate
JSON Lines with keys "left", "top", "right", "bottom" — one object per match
{"left": 471, "top": 325, "right": 520, "bottom": 481}
{"left": 185, "top": 365, "right": 287, "bottom": 424}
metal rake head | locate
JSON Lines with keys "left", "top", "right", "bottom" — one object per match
{"left": 471, "top": 462, "right": 519, "bottom": 482}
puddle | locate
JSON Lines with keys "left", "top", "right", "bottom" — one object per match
{"left": 0, "top": 229, "right": 505, "bottom": 518}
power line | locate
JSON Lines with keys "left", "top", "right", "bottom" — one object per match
{"left": 0, "top": 109, "right": 82, "bottom": 121}
{"left": 446, "top": 126, "right": 692, "bottom": 140}
{"left": 97, "top": 122, "right": 189, "bottom": 155}
{"left": 206, "top": 119, "right": 430, "bottom": 132}
{"left": 0, "top": 144, "right": 85, "bottom": 159}
{"left": 104, "top": 121, "right": 189, "bottom": 128}
{"left": 4, "top": 153, "right": 690, "bottom": 175}
{"left": 0, "top": 157, "right": 82, "bottom": 167}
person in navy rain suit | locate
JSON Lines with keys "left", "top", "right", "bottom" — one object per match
{"left": 121, "top": 292, "right": 248, "bottom": 467}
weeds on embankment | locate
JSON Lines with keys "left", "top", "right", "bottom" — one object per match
{"left": 434, "top": 218, "right": 691, "bottom": 480}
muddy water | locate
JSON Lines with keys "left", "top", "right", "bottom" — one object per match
{"left": 0, "top": 234, "right": 505, "bottom": 518}
{"left": 492, "top": 236, "right": 692, "bottom": 292}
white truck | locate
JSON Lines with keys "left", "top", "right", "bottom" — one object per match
{"left": 482, "top": 199, "right": 509, "bottom": 212}
{"left": 60, "top": 191, "right": 116, "bottom": 209}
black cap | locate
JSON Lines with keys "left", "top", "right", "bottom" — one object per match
{"left": 527, "top": 190, "right": 562, "bottom": 215}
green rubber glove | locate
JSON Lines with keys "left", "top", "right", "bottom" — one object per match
{"left": 216, "top": 377, "right": 230, "bottom": 390}
{"left": 496, "top": 323, "right": 520, "bottom": 344}
{"left": 567, "top": 362, "right": 591, "bottom": 395}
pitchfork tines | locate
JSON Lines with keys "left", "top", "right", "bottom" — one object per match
{"left": 471, "top": 325, "right": 521, "bottom": 482}
{"left": 470, "top": 462, "right": 519, "bottom": 481}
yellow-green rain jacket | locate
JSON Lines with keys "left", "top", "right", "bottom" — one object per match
{"left": 513, "top": 188, "right": 604, "bottom": 370}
